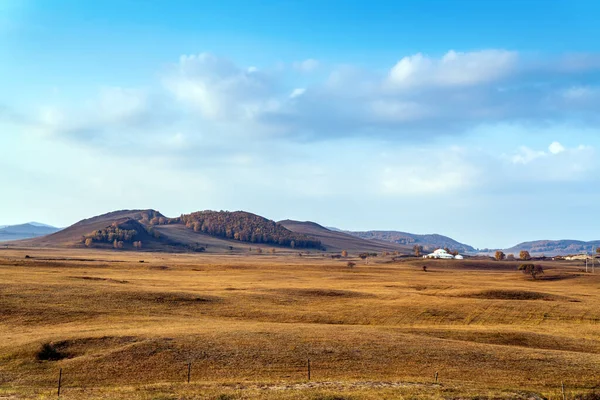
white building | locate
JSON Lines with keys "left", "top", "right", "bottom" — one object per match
{"left": 423, "top": 248, "right": 462, "bottom": 259}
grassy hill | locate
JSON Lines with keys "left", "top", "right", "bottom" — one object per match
{"left": 344, "top": 230, "right": 476, "bottom": 253}
{"left": 18, "top": 210, "right": 325, "bottom": 253}
{"left": 279, "top": 220, "right": 411, "bottom": 253}
{"left": 503, "top": 239, "right": 600, "bottom": 256}
{"left": 0, "top": 249, "right": 599, "bottom": 399}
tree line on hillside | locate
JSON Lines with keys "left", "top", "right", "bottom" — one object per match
{"left": 81, "top": 220, "right": 152, "bottom": 248}
{"left": 175, "top": 211, "right": 322, "bottom": 249}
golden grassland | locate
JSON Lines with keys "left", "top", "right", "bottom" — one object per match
{"left": 0, "top": 248, "right": 599, "bottom": 399}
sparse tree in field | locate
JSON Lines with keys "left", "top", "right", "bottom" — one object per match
{"left": 495, "top": 251, "right": 506, "bottom": 261}
{"left": 256, "top": 248, "right": 263, "bottom": 254}
{"left": 519, "top": 250, "right": 532, "bottom": 261}
{"left": 85, "top": 238, "right": 93, "bottom": 247}
{"left": 347, "top": 261, "right": 356, "bottom": 268}
{"left": 341, "top": 250, "right": 348, "bottom": 258}
{"left": 422, "top": 265, "right": 427, "bottom": 272}
{"left": 113, "top": 239, "right": 119, "bottom": 249}
{"left": 358, "top": 253, "right": 368, "bottom": 262}
{"left": 413, "top": 245, "right": 423, "bottom": 257}
{"left": 506, "top": 253, "right": 515, "bottom": 261}
{"left": 518, "top": 264, "right": 544, "bottom": 279}
{"left": 270, "top": 248, "right": 276, "bottom": 254}
{"left": 290, "top": 240, "right": 295, "bottom": 249}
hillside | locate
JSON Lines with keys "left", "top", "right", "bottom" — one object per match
{"left": 279, "top": 220, "right": 410, "bottom": 253}
{"left": 178, "top": 211, "right": 322, "bottom": 249}
{"left": 344, "top": 230, "right": 476, "bottom": 253}
{"left": 17, "top": 210, "right": 324, "bottom": 253}
{"left": 0, "top": 223, "right": 61, "bottom": 242}
{"left": 502, "top": 239, "right": 600, "bottom": 256}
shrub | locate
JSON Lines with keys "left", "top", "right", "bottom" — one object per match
{"left": 347, "top": 261, "right": 356, "bottom": 268}
{"left": 518, "top": 264, "right": 544, "bottom": 279}
{"left": 36, "top": 342, "right": 66, "bottom": 361}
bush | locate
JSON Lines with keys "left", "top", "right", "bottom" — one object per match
{"left": 36, "top": 342, "right": 67, "bottom": 361}
{"left": 518, "top": 263, "right": 544, "bottom": 279}
{"left": 347, "top": 261, "right": 356, "bottom": 268}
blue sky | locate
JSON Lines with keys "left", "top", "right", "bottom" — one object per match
{"left": 2, "top": 0, "right": 600, "bottom": 248}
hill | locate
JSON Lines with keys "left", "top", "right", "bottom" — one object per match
{"left": 17, "top": 210, "right": 324, "bottom": 253}
{"left": 177, "top": 211, "right": 322, "bottom": 249}
{"left": 343, "top": 230, "right": 476, "bottom": 253}
{"left": 0, "top": 223, "right": 61, "bottom": 242}
{"left": 502, "top": 239, "right": 600, "bottom": 256}
{"left": 279, "top": 220, "right": 411, "bottom": 253}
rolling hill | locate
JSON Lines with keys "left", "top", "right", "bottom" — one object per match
{"left": 502, "top": 239, "right": 600, "bottom": 256}
{"left": 0, "top": 223, "right": 61, "bottom": 242}
{"left": 15, "top": 210, "right": 417, "bottom": 254}
{"left": 278, "top": 220, "right": 411, "bottom": 253}
{"left": 16, "top": 210, "right": 326, "bottom": 253}
{"left": 342, "top": 230, "right": 476, "bottom": 253}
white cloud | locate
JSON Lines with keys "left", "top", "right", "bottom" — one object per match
{"left": 164, "top": 53, "right": 280, "bottom": 121}
{"left": 548, "top": 141, "right": 565, "bottom": 154}
{"left": 379, "top": 147, "right": 477, "bottom": 195}
{"left": 293, "top": 59, "right": 319, "bottom": 72}
{"left": 388, "top": 50, "right": 518, "bottom": 88}
{"left": 8, "top": 49, "right": 600, "bottom": 150}
{"left": 289, "top": 88, "right": 306, "bottom": 99}
{"left": 506, "top": 142, "right": 596, "bottom": 182}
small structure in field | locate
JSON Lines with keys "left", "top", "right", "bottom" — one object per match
{"left": 423, "top": 249, "right": 463, "bottom": 260}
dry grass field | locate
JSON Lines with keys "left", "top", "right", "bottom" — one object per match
{"left": 0, "top": 248, "right": 599, "bottom": 399}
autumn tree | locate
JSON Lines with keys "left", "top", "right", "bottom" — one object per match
{"left": 85, "top": 238, "right": 93, "bottom": 247}
{"left": 341, "top": 250, "right": 348, "bottom": 258}
{"left": 413, "top": 245, "right": 423, "bottom": 257}
{"left": 518, "top": 264, "right": 544, "bottom": 279}
{"left": 495, "top": 251, "right": 506, "bottom": 261}
{"left": 506, "top": 254, "right": 516, "bottom": 261}
{"left": 519, "top": 250, "right": 532, "bottom": 261}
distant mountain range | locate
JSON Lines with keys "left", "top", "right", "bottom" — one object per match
{"left": 339, "top": 230, "right": 476, "bottom": 253}
{"left": 0, "top": 223, "right": 61, "bottom": 242}
{"left": 500, "top": 240, "right": 600, "bottom": 257}
{"left": 5, "top": 211, "right": 599, "bottom": 256}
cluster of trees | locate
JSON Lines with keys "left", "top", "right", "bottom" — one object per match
{"left": 138, "top": 211, "right": 169, "bottom": 226}
{"left": 82, "top": 224, "right": 139, "bottom": 247}
{"left": 178, "top": 211, "right": 322, "bottom": 249}
{"left": 495, "top": 250, "right": 531, "bottom": 261}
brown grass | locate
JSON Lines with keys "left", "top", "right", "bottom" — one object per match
{"left": 0, "top": 249, "right": 599, "bottom": 399}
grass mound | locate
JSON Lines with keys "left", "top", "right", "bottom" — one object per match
{"left": 462, "top": 290, "right": 561, "bottom": 301}
{"left": 278, "top": 289, "right": 370, "bottom": 298}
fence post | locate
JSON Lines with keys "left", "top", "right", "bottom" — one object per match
{"left": 562, "top": 381, "right": 566, "bottom": 400}
{"left": 435, "top": 371, "right": 438, "bottom": 383}
{"left": 57, "top": 368, "right": 62, "bottom": 397}
{"left": 187, "top": 362, "right": 192, "bottom": 383}
{"left": 307, "top": 358, "right": 311, "bottom": 381}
